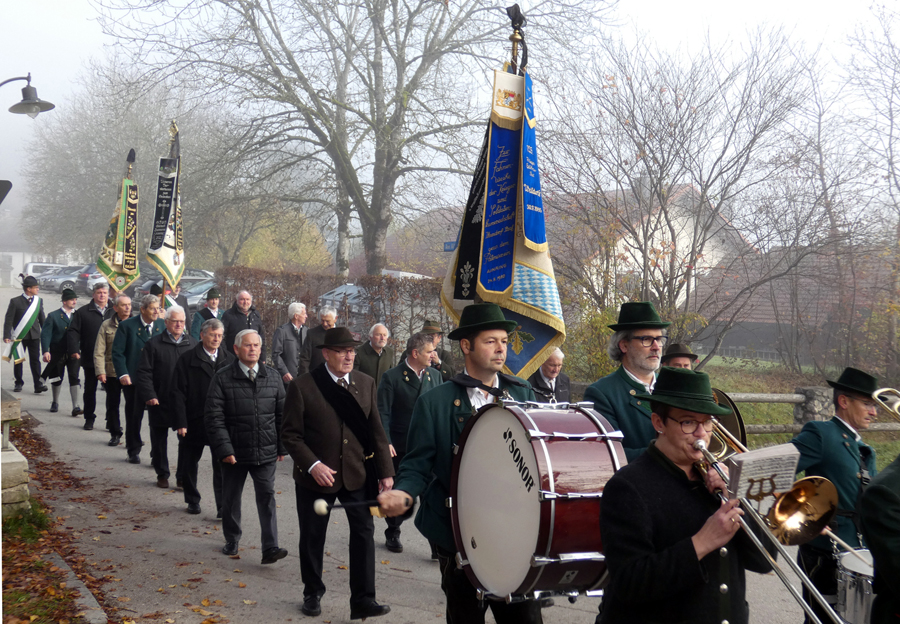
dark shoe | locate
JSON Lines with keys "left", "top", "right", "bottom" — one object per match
{"left": 13, "top": 383, "right": 23, "bottom": 392}
{"left": 175, "top": 479, "right": 183, "bottom": 490}
{"left": 216, "top": 508, "right": 222, "bottom": 519}
{"left": 350, "top": 602, "right": 390, "bottom": 620}
{"left": 34, "top": 384, "right": 48, "bottom": 393}
{"left": 300, "top": 596, "right": 321, "bottom": 617}
{"left": 72, "top": 406, "right": 83, "bottom": 416}
{"left": 261, "top": 546, "right": 288, "bottom": 564}
{"left": 222, "top": 542, "right": 239, "bottom": 556}
{"left": 83, "top": 419, "right": 94, "bottom": 431}
{"left": 108, "top": 435, "right": 121, "bottom": 447}
{"left": 187, "top": 503, "right": 201, "bottom": 515}
{"left": 156, "top": 477, "right": 169, "bottom": 489}
{"left": 127, "top": 454, "right": 140, "bottom": 464}
{"left": 385, "top": 536, "right": 403, "bottom": 553}
{"left": 50, "top": 402, "right": 59, "bottom": 413}
{"left": 540, "top": 597, "right": 555, "bottom": 608}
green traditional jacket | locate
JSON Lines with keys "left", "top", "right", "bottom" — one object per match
{"left": 41, "top": 308, "right": 72, "bottom": 353}
{"left": 791, "top": 417, "right": 877, "bottom": 550}
{"left": 393, "top": 375, "right": 534, "bottom": 552}
{"left": 584, "top": 366, "right": 655, "bottom": 461}
{"left": 377, "top": 360, "right": 442, "bottom": 455}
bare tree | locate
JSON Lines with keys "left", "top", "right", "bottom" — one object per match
{"left": 20, "top": 60, "right": 323, "bottom": 270}
{"left": 540, "top": 30, "right": 841, "bottom": 360}
{"left": 97, "top": 0, "right": 611, "bottom": 276}
{"left": 847, "top": 5, "right": 900, "bottom": 380}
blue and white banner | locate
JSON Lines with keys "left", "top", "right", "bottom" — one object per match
{"left": 442, "top": 67, "right": 564, "bottom": 379}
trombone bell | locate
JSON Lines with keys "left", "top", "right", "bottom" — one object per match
{"left": 872, "top": 387, "right": 900, "bottom": 422}
{"left": 765, "top": 477, "right": 838, "bottom": 546}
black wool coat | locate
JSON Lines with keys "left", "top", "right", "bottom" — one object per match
{"left": 67, "top": 301, "right": 114, "bottom": 367}
{"left": 136, "top": 332, "right": 198, "bottom": 428}
{"left": 297, "top": 324, "right": 327, "bottom": 375}
{"left": 527, "top": 370, "right": 571, "bottom": 403}
{"left": 171, "top": 343, "right": 235, "bottom": 447}
{"left": 205, "top": 359, "right": 286, "bottom": 465}
{"left": 599, "top": 443, "right": 773, "bottom": 624}
{"left": 221, "top": 302, "right": 265, "bottom": 362}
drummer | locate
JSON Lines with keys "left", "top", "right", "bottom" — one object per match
{"left": 790, "top": 367, "right": 879, "bottom": 624}
{"left": 598, "top": 367, "right": 773, "bottom": 624}
{"left": 378, "top": 302, "right": 541, "bottom": 624}
{"left": 859, "top": 451, "right": 899, "bottom": 624}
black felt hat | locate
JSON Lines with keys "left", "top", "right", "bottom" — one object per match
{"left": 608, "top": 301, "right": 671, "bottom": 331}
{"left": 316, "top": 327, "right": 363, "bottom": 350}
{"left": 636, "top": 368, "right": 732, "bottom": 416}
{"left": 447, "top": 303, "right": 518, "bottom": 340}
{"left": 22, "top": 275, "right": 38, "bottom": 288}
{"left": 61, "top": 288, "right": 77, "bottom": 301}
{"left": 827, "top": 367, "right": 879, "bottom": 396}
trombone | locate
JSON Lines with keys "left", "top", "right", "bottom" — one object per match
{"left": 872, "top": 387, "right": 900, "bottom": 422}
{"left": 693, "top": 439, "right": 842, "bottom": 624}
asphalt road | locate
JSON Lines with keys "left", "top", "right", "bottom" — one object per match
{"left": 2, "top": 286, "right": 808, "bottom": 623}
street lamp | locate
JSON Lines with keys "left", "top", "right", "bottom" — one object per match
{"left": 0, "top": 73, "right": 55, "bottom": 119}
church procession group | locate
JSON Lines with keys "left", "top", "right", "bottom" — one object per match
{"left": 5, "top": 280, "right": 899, "bottom": 623}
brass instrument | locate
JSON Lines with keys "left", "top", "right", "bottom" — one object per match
{"left": 693, "top": 439, "right": 842, "bottom": 624}
{"left": 872, "top": 387, "right": 900, "bottom": 421}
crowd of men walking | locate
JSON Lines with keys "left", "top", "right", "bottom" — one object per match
{"left": 5, "top": 278, "right": 897, "bottom": 624}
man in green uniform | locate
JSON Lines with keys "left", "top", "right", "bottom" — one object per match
{"left": 791, "top": 367, "right": 879, "bottom": 624}
{"left": 40, "top": 288, "right": 81, "bottom": 414}
{"left": 584, "top": 301, "right": 670, "bottom": 461}
{"left": 378, "top": 302, "right": 542, "bottom": 624}
{"left": 376, "top": 331, "right": 441, "bottom": 553}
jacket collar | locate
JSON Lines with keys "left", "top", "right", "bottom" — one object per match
{"left": 616, "top": 365, "right": 650, "bottom": 391}
{"left": 230, "top": 358, "right": 267, "bottom": 378}
{"left": 229, "top": 302, "right": 256, "bottom": 317}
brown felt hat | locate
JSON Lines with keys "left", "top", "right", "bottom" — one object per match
{"left": 316, "top": 327, "right": 363, "bottom": 350}
{"left": 661, "top": 343, "right": 698, "bottom": 364}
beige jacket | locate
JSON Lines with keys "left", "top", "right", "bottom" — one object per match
{"left": 93, "top": 316, "right": 121, "bottom": 377}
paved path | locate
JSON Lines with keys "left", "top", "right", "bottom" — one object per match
{"left": 2, "top": 286, "right": 807, "bottom": 623}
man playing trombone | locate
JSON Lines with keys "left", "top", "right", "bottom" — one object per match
{"left": 790, "top": 367, "right": 879, "bottom": 624}
{"left": 598, "top": 368, "right": 773, "bottom": 624}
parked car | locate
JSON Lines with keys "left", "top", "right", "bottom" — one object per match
{"left": 40, "top": 265, "right": 90, "bottom": 294}
{"left": 182, "top": 279, "right": 218, "bottom": 313}
{"left": 75, "top": 263, "right": 100, "bottom": 294}
{"left": 24, "top": 262, "right": 65, "bottom": 278}
{"left": 134, "top": 269, "right": 215, "bottom": 300}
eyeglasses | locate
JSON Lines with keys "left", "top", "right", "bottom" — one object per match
{"left": 674, "top": 418, "right": 715, "bottom": 434}
{"left": 632, "top": 335, "right": 668, "bottom": 348}
{"left": 847, "top": 396, "right": 878, "bottom": 411}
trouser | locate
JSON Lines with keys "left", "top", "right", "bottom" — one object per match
{"left": 436, "top": 545, "right": 543, "bottom": 624}
{"left": 13, "top": 338, "right": 42, "bottom": 388}
{"left": 123, "top": 385, "right": 144, "bottom": 456}
{"left": 221, "top": 460, "right": 278, "bottom": 550}
{"left": 798, "top": 544, "right": 838, "bottom": 624}
{"left": 81, "top": 363, "right": 99, "bottom": 420}
{"left": 385, "top": 454, "right": 405, "bottom": 539}
{"left": 149, "top": 425, "right": 170, "bottom": 479}
{"left": 297, "top": 483, "right": 376, "bottom": 607}
{"left": 45, "top": 356, "right": 80, "bottom": 386}
{"left": 179, "top": 440, "right": 222, "bottom": 509}
{"left": 105, "top": 377, "right": 123, "bottom": 435}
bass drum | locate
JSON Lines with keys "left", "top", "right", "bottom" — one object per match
{"left": 449, "top": 403, "right": 626, "bottom": 601}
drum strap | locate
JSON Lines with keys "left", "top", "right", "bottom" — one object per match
{"left": 450, "top": 372, "right": 528, "bottom": 398}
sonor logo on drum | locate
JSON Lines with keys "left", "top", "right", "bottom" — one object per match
{"left": 503, "top": 428, "right": 536, "bottom": 492}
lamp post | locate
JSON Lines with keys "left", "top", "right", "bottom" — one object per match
{"left": 0, "top": 73, "right": 55, "bottom": 118}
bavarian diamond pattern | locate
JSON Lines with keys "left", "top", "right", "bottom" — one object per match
{"left": 512, "top": 263, "right": 563, "bottom": 319}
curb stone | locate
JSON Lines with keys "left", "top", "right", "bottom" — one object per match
{"left": 44, "top": 551, "right": 108, "bottom": 624}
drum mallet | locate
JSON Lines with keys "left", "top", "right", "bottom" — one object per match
{"left": 314, "top": 497, "right": 414, "bottom": 519}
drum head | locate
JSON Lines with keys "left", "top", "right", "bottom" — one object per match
{"left": 454, "top": 405, "right": 541, "bottom": 597}
{"left": 838, "top": 549, "right": 873, "bottom": 576}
